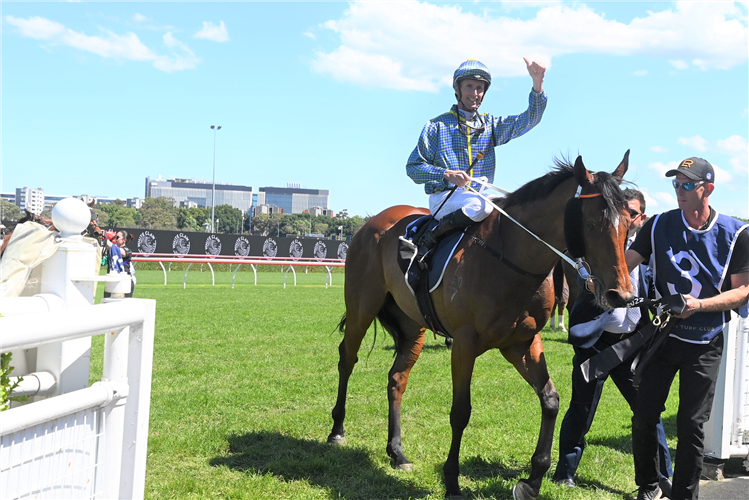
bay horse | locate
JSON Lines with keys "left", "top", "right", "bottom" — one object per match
{"left": 327, "top": 152, "right": 634, "bottom": 500}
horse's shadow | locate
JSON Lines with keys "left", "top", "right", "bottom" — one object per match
{"left": 458, "top": 455, "right": 629, "bottom": 498}
{"left": 210, "top": 431, "right": 430, "bottom": 500}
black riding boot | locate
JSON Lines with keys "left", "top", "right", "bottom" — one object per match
{"left": 416, "top": 209, "right": 474, "bottom": 263}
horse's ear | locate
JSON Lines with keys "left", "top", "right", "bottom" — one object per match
{"left": 573, "top": 155, "right": 594, "bottom": 187}
{"left": 612, "top": 149, "right": 630, "bottom": 179}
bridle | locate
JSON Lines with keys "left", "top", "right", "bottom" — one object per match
{"left": 465, "top": 181, "right": 604, "bottom": 285}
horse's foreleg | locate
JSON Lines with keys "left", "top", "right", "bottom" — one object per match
{"left": 550, "top": 305, "right": 558, "bottom": 331}
{"left": 501, "top": 334, "right": 559, "bottom": 500}
{"left": 386, "top": 324, "right": 425, "bottom": 471}
{"left": 557, "top": 305, "right": 567, "bottom": 332}
{"left": 444, "top": 338, "right": 477, "bottom": 499}
{"left": 328, "top": 314, "right": 371, "bottom": 446}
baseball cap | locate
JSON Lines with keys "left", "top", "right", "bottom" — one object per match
{"left": 665, "top": 157, "right": 715, "bottom": 183}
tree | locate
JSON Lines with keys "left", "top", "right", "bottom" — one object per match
{"left": 139, "top": 197, "right": 178, "bottom": 230}
{"left": 213, "top": 204, "right": 242, "bottom": 233}
{"left": 0, "top": 200, "right": 22, "bottom": 222}
{"left": 178, "top": 207, "right": 208, "bottom": 232}
{"left": 340, "top": 216, "right": 366, "bottom": 238}
{"left": 251, "top": 213, "right": 271, "bottom": 235}
{"left": 270, "top": 212, "right": 286, "bottom": 236}
{"left": 335, "top": 208, "right": 350, "bottom": 220}
{"left": 99, "top": 204, "right": 138, "bottom": 228}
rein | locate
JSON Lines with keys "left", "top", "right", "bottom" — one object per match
{"left": 466, "top": 181, "right": 601, "bottom": 283}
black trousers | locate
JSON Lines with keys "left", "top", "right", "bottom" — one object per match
{"left": 632, "top": 332, "right": 724, "bottom": 500}
{"left": 553, "top": 333, "right": 672, "bottom": 482}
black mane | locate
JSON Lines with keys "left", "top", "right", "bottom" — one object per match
{"left": 501, "top": 161, "right": 574, "bottom": 209}
{"left": 501, "top": 157, "right": 626, "bottom": 224}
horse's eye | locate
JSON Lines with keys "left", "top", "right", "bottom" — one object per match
{"left": 586, "top": 222, "right": 596, "bottom": 231}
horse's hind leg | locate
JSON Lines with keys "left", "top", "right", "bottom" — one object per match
{"left": 443, "top": 333, "right": 478, "bottom": 499}
{"left": 501, "top": 334, "right": 559, "bottom": 500}
{"left": 383, "top": 307, "right": 425, "bottom": 471}
{"left": 327, "top": 293, "right": 385, "bottom": 446}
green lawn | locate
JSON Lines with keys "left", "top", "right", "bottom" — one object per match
{"left": 91, "top": 269, "right": 680, "bottom": 500}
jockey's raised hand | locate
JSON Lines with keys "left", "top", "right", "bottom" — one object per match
{"left": 524, "top": 57, "right": 546, "bottom": 93}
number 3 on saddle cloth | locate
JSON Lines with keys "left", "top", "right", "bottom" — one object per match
{"left": 398, "top": 215, "right": 468, "bottom": 337}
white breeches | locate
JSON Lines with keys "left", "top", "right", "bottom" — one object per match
{"left": 428, "top": 188, "right": 495, "bottom": 222}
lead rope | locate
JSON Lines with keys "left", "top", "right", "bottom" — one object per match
{"left": 464, "top": 180, "right": 597, "bottom": 283}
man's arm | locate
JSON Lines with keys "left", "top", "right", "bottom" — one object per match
{"left": 406, "top": 123, "right": 446, "bottom": 185}
{"left": 625, "top": 248, "right": 646, "bottom": 273}
{"left": 524, "top": 57, "right": 546, "bottom": 94}
{"left": 677, "top": 271, "right": 749, "bottom": 318}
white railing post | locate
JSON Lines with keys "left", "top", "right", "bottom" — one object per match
{"left": 35, "top": 237, "right": 98, "bottom": 398}
{"left": 121, "top": 299, "right": 156, "bottom": 499}
{"left": 98, "top": 323, "right": 131, "bottom": 499}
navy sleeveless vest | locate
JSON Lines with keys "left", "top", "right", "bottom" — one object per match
{"left": 651, "top": 210, "right": 748, "bottom": 343}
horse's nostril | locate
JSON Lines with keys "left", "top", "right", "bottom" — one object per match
{"left": 605, "top": 290, "right": 630, "bottom": 309}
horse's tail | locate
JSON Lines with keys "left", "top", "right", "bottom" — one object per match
{"left": 334, "top": 312, "right": 381, "bottom": 358}
{"left": 375, "top": 295, "right": 405, "bottom": 355}
{"left": 335, "top": 314, "right": 346, "bottom": 334}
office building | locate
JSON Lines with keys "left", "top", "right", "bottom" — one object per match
{"left": 258, "top": 185, "right": 329, "bottom": 215}
{"left": 145, "top": 177, "right": 253, "bottom": 214}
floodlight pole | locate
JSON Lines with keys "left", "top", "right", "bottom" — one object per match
{"left": 210, "top": 125, "right": 222, "bottom": 233}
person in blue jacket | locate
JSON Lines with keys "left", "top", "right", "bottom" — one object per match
{"left": 406, "top": 57, "right": 547, "bottom": 259}
{"left": 626, "top": 158, "right": 749, "bottom": 500}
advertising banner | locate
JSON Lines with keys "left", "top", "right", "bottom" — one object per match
{"left": 112, "top": 229, "right": 348, "bottom": 261}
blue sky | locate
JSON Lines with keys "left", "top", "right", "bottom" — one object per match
{"left": 3, "top": 1, "right": 748, "bottom": 219}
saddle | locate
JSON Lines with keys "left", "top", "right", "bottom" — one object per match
{"left": 399, "top": 215, "right": 468, "bottom": 338}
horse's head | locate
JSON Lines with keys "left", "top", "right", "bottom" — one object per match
{"left": 86, "top": 209, "right": 103, "bottom": 240}
{"left": 566, "top": 150, "right": 633, "bottom": 308}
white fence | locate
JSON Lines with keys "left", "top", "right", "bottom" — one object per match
{"left": 1, "top": 299, "right": 155, "bottom": 499}
{"left": 704, "top": 312, "right": 749, "bottom": 465}
{"left": 1, "top": 199, "right": 156, "bottom": 499}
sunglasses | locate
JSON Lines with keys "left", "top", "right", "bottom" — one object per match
{"left": 628, "top": 208, "right": 642, "bottom": 218}
{"left": 672, "top": 179, "right": 705, "bottom": 191}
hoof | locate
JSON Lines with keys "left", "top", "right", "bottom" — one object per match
{"left": 512, "top": 481, "right": 538, "bottom": 500}
{"left": 445, "top": 495, "right": 464, "bottom": 500}
{"left": 395, "top": 462, "right": 413, "bottom": 472}
{"left": 327, "top": 434, "right": 346, "bottom": 446}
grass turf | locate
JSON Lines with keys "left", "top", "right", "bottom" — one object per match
{"left": 90, "top": 269, "right": 680, "bottom": 500}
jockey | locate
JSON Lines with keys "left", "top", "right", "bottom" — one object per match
{"left": 406, "top": 58, "right": 547, "bottom": 259}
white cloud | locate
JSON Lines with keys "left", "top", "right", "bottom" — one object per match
{"left": 710, "top": 162, "right": 734, "bottom": 183}
{"left": 650, "top": 145, "right": 669, "bottom": 153}
{"left": 303, "top": 31, "right": 316, "bottom": 40}
{"left": 6, "top": 15, "right": 66, "bottom": 40}
{"left": 6, "top": 15, "right": 198, "bottom": 72}
{"left": 133, "top": 13, "right": 148, "bottom": 23}
{"left": 678, "top": 135, "right": 709, "bottom": 152}
{"left": 633, "top": 69, "right": 648, "bottom": 76}
{"left": 193, "top": 21, "right": 229, "bottom": 42}
{"left": 312, "top": 0, "right": 748, "bottom": 91}
{"left": 717, "top": 135, "right": 748, "bottom": 154}
{"left": 649, "top": 161, "right": 676, "bottom": 177}
{"left": 716, "top": 135, "right": 749, "bottom": 177}
{"left": 644, "top": 190, "right": 677, "bottom": 209}
{"left": 669, "top": 59, "right": 689, "bottom": 70}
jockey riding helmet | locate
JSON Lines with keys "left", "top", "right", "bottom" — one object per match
{"left": 453, "top": 59, "right": 491, "bottom": 102}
